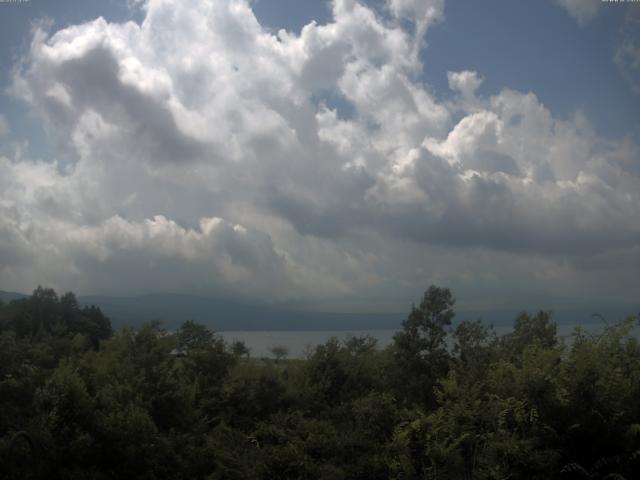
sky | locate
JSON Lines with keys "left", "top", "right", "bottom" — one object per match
{"left": 0, "top": 0, "right": 639, "bottom": 314}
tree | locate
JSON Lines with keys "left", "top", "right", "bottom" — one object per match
{"left": 392, "top": 285, "right": 455, "bottom": 407}
{"left": 453, "top": 319, "right": 497, "bottom": 378}
{"left": 501, "top": 311, "right": 557, "bottom": 361}
{"left": 176, "top": 320, "right": 215, "bottom": 350}
{"left": 230, "top": 340, "right": 250, "bottom": 358}
{"left": 174, "top": 321, "right": 235, "bottom": 417}
{"left": 269, "top": 345, "right": 290, "bottom": 362}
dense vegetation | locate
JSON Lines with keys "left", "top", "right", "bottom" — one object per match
{"left": 1, "top": 286, "right": 639, "bottom": 479}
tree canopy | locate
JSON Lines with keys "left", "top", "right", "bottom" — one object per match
{"left": 1, "top": 285, "right": 639, "bottom": 479}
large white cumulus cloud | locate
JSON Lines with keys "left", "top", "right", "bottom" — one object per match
{"left": 2, "top": 0, "right": 639, "bottom": 307}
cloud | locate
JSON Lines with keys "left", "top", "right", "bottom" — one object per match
{"left": 385, "top": 0, "right": 444, "bottom": 56}
{"left": 1, "top": 0, "right": 639, "bottom": 307}
{"left": 615, "top": 6, "right": 640, "bottom": 95}
{"left": 0, "top": 114, "right": 8, "bottom": 136}
{"left": 554, "top": 0, "right": 602, "bottom": 26}
{"left": 447, "top": 70, "right": 483, "bottom": 99}
{"left": 0, "top": 155, "right": 326, "bottom": 300}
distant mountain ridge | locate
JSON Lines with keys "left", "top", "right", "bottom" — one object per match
{"left": 0, "top": 290, "right": 27, "bottom": 303}
{"left": 0, "top": 289, "right": 403, "bottom": 331}
{"left": 1, "top": 290, "right": 637, "bottom": 332}
{"left": 78, "top": 293, "right": 404, "bottom": 331}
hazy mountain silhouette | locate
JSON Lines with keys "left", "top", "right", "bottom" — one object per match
{"left": 0, "top": 290, "right": 27, "bottom": 303}
{"left": 1, "top": 290, "right": 636, "bottom": 331}
{"left": 76, "top": 293, "right": 404, "bottom": 331}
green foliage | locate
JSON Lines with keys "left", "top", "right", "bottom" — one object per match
{"left": 501, "top": 310, "right": 558, "bottom": 361}
{"left": 0, "top": 286, "right": 639, "bottom": 479}
{"left": 230, "top": 339, "right": 250, "bottom": 357}
{"left": 268, "top": 344, "right": 290, "bottom": 362}
{"left": 392, "top": 285, "right": 455, "bottom": 407}
{"left": 0, "top": 286, "right": 112, "bottom": 350}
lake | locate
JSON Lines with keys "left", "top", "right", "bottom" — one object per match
{"left": 220, "top": 329, "right": 398, "bottom": 358}
{"left": 219, "top": 321, "right": 622, "bottom": 358}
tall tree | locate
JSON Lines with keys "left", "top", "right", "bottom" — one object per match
{"left": 393, "top": 285, "right": 455, "bottom": 407}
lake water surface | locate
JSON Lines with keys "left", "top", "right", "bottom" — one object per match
{"left": 220, "top": 321, "right": 621, "bottom": 358}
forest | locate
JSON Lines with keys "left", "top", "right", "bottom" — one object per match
{"left": 1, "top": 286, "right": 639, "bottom": 479}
